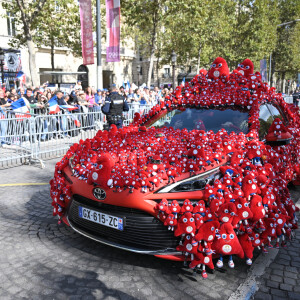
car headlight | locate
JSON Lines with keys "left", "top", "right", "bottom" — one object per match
{"left": 157, "top": 169, "right": 220, "bottom": 193}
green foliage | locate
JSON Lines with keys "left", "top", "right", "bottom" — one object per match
{"left": 273, "top": 0, "right": 300, "bottom": 78}
{"left": 122, "top": 0, "right": 292, "bottom": 72}
{"left": 3, "top": 0, "right": 82, "bottom": 56}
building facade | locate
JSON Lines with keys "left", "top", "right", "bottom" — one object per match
{"left": 0, "top": 1, "right": 136, "bottom": 90}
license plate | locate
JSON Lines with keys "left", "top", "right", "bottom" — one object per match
{"left": 78, "top": 206, "right": 124, "bottom": 231}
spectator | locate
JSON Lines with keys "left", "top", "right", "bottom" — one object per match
{"left": 36, "top": 94, "right": 48, "bottom": 114}
{"left": 54, "top": 91, "right": 69, "bottom": 137}
{"left": 7, "top": 93, "right": 16, "bottom": 103}
{"left": 94, "top": 89, "right": 104, "bottom": 105}
{"left": 85, "top": 86, "right": 98, "bottom": 108}
{"left": 162, "top": 88, "right": 170, "bottom": 98}
{"left": 74, "top": 80, "right": 82, "bottom": 90}
{"left": 140, "top": 87, "right": 149, "bottom": 105}
{"left": 78, "top": 90, "right": 89, "bottom": 113}
{"left": 18, "top": 87, "right": 25, "bottom": 98}
{"left": 149, "top": 90, "right": 156, "bottom": 105}
{"left": 119, "top": 86, "right": 126, "bottom": 97}
{"left": 33, "top": 88, "right": 40, "bottom": 101}
{"left": 24, "top": 88, "right": 36, "bottom": 104}
{"left": 0, "top": 89, "right": 8, "bottom": 107}
{"left": 68, "top": 91, "right": 80, "bottom": 106}
{"left": 154, "top": 86, "right": 162, "bottom": 103}
{"left": 56, "top": 90, "right": 67, "bottom": 106}
{"left": 64, "top": 94, "right": 70, "bottom": 105}
{"left": 132, "top": 88, "right": 141, "bottom": 112}
{"left": 127, "top": 88, "right": 135, "bottom": 103}
{"left": 292, "top": 90, "right": 299, "bottom": 107}
{"left": 102, "top": 84, "right": 129, "bottom": 129}
{"left": 46, "top": 92, "right": 52, "bottom": 101}
{"left": 10, "top": 88, "right": 18, "bottom": 97}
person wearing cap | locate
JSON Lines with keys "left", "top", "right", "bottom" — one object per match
{"left": 102, "top": 84, "right": 129, "bottom": 129}
{"left": 140, "top": 87, "right": 150, "bottom": 106}
{"left": 95, "top": 89, "right": 104, "bottom": 105}
{"left": 77, "top": 90, "right": 89, "bottom": 113}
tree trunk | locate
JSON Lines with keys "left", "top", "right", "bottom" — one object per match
{"left": 156, "top": 50, "right": 160, "bottom": 87}
{"left": 147, "top": 36, "right": 156, "bottom": 88}
{"left": 270, "top": 52, "right": 275, "bottom": 87}
{"left": 196, "top": 44, "right": 202, "bottom": 73}
{"left": 281, "top": 72, "right": 285, "bottom": 93}
{"left": 51, "top": 37, "right": 55, "bottom": 83}
{"left": 147, "top": 10, "right": 158, "bottom": 88}
{"left": 15, "top": 0, "right": 46, "bottom": 88}
{"left": 26, "top": 38, "right": 40, "bottom": 87}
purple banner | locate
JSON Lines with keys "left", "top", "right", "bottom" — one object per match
{"left": 79, "top": 0, "right": 94, "bottom": 65}
{"left": 106, "top": 0, "right": 120, "bottom": 62}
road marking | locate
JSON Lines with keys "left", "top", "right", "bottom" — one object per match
{"left": 0, "top": 183, "right": 49, "bottom": 187}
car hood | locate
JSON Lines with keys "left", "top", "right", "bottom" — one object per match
{"left": 60, "top": 125, "right": 241, "bottom": 193}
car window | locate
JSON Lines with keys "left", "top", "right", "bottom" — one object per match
{"left": 258, "top": 104, "right": 285, "bottom": 140}
{"left": 151, "top": 107, "right": 249, "bottom": 134}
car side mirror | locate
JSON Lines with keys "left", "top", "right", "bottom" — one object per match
{"left": 265, "top": 118, "right": 292, "bottom": 146}
{"left": 265, "top": 137, "right": 292, "bottom": 146}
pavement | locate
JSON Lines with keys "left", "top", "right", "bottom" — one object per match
{"left": 0, "top": 158, "right": 299, "bottom": 300}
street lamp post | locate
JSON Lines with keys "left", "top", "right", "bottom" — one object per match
{"left": 136, "top": 65, "right": 140, "bottom": 86}
{"left": 171, "top": 50, "right": 177, "bottom": 89}
{"left": 96, "top": 0, "right": 103, "bottom": 90}
{"left": 0, "top": 48, "right": 5, "bottom": 88}
{"left": 269, "top": 19, "right": 300, "bottom": 87}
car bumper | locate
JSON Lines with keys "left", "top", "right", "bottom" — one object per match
{"left": 67, "top": 196, "right": 182, "bottom": 256}
{"left": 68, "top": 216, "right": 182, "bottom": 256}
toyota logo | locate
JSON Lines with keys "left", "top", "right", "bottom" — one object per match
{"left": 93, "top": 188, "right": 106, "bottom": 200}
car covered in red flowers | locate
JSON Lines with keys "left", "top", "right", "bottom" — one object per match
{"left": 50, "top": 57, "right": 300, "bottom": 278}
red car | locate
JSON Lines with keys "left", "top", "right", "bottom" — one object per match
{"left": 50, "top": 57, "right": 299, "bottom": 278}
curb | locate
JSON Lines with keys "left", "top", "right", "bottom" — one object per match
{"left": 228, "top": 248, "right": 279, "bottom": 300}
{"left": 229, "top": 197, "right": 300, "bottom": 300}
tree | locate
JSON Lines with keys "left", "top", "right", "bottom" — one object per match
{"left": 2, "top": 0, "right": 48, "bottom": 86}
{"left": 122, "top": 0, "right": 282, "bottom": 81}
{"left": 33, "top": 1, "right": 82, "bottom": 71}
{"left": 160, "top": 0, "right": 237, "bottom": 70}
{"left": 122, "top": 0, "right": 170, "bottom": 87}
{"left": 271, "top": 0, "right": 300, "bottom": 90}
{"left": 3, "top": 0, "right": 83, "bottom": 86}
{"left": 231, "top": 0, "right": 279, "bottom": 69}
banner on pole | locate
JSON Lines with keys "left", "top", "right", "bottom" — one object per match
{"left": 79, "top": 0, "right": 94, "bottom": 65}
{"left": 260, "top": 59, "right": 267, "bottom": 82}
{"left": 106, "top": 0, "right": 120, "bottom": 62}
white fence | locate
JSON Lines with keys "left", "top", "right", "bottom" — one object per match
{"left": 0, "top": 104, "right": 153, "bottom": 168}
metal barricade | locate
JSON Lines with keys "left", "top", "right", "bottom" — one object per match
{"left": 123, "top": 103, "right": 153, "bottom": 126}
{"left": 31, "top": 110, "right": 104, "bottom": 163}
{"left": 0, "top": 112, "right": 34, "bottom": 168}
{"left": 0, "top": 103, "right": 157, "bottom": 169}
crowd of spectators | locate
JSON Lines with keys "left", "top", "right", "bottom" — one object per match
{"left": 0, "top": 80, "right": 174, "bottom": 115}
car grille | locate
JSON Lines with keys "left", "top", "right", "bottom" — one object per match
{"left": 68, "top": 195, "right": 180, "bottom": 251}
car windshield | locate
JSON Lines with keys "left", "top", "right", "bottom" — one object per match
{"left": 151, "top": 107, "right": 249, "bottom": 134}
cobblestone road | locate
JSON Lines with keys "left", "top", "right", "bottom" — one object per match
{"left": 253, "top": 185, "right": 300, "bottom": 300}
{"left": 0, "top": 159, "right": 299, "bottom": 300}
